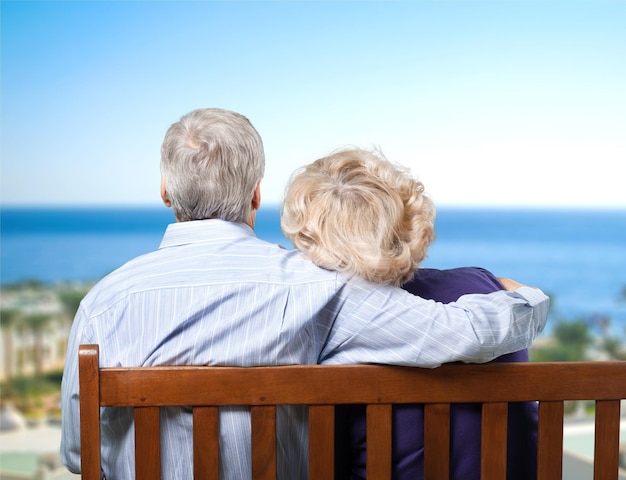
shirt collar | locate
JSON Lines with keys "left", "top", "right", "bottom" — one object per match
{"left": 159, "top": 219, "right": 256, "bottom": 249}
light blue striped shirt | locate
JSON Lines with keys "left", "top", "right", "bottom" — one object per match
{"left": 61, "top": 219, "right": 549, "bottom": 479}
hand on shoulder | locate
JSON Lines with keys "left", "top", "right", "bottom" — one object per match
{"left": 497, "top": 277, "right": 527, "bottom": 291}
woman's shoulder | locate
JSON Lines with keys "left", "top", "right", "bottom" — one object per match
{"left": 403, "top": 266, "right": 503, "bottom": 302}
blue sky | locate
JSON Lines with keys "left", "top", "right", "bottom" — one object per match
{"left": 2, "top": 0, "right": 625, "bottom": 208}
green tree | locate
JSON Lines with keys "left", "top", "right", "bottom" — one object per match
{"left": 58, "top": 287, "right": 88, "bottom": 321}
{"left": 531, "top": 319, "right": 592, "bottom": 362}
{"left": 554, "top": 320, "right": 592, "bottom": 360}
{"left": 601, "top": 336, "right": 626, "bottom": 360}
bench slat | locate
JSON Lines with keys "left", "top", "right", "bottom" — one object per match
{"left": 366, "top": 404, "right": 392, "bottom": 480}
{"left": 193, "top": 406, "right": 219, "bottom": 480}
{"left": 134, "top": 406, "right": 160, "bottom": 479}
{"left": 593, "top": 399, "right": 621, "bottom": 480}
{"left": 424, "top": 403, "right": 450, "bottom": 480}
{"left": 309, "top": 405, "right": 335, "bottom": 480}
{"left": 537, "top": 400, "right": 564, "bottom": 480}
{"left": 480, "top": 402, "right": 508, "bottom": 480}
{"left": 251, "top": 405, "right": 277, "bottom": 480}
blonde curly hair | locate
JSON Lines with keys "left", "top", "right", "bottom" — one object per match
{"left": 281, "top": 148, "right": 436, "bottom": 286}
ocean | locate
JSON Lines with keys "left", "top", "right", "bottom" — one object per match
{"left": 2, "top": 206, "right": 625, "bottom": 337}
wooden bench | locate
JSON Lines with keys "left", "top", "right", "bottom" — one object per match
{"left": 78, "top": 344, "right": 626, "bottom": 479}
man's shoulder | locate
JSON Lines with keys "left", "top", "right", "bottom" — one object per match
{"left": 80, "top": 242, "right": 341, "bottom": 315}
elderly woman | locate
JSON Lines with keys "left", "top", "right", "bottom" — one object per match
{"left": 281, "top": 147, "right": 537, "bottom": 480}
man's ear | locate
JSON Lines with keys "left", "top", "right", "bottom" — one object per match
{"left": 161, "top": 177, "right": 172, "bottom": 207}
{"left": 251, "top": 181, "right": 262, "bottom": 211}
{"left": 244, "top": 181, "right": 262, "bottom": 229}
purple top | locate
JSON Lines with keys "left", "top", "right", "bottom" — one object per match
{"left": 335, "top": 267, "right": 538, "bottom": 480}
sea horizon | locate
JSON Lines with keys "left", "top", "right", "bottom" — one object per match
{"left": 2, "top": 205, "right": 626, "bottom": 338}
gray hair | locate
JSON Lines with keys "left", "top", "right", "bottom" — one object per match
{"left": 160, "top": 108, "right": 265, "bottom": 223}
{"left": 281, "top": 148, "right": 436, "bottom": 286}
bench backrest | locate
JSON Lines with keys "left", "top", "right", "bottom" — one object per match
{"left": 78, "top": 344, "right": 626, "bottom": 479}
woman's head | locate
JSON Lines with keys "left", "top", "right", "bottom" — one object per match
{"left": 281, "top": 148, "right": 436, "bottom": 286}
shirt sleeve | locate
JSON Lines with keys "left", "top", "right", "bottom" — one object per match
{"left": 320, "top": 279, "right": 549, "bottom": 367}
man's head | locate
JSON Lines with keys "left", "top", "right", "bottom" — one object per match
{"left": 281, "top": 148, "right": 436, "bottom": 286}
{"left": 160, "top": 108, "right": 265, "bottom": 225}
